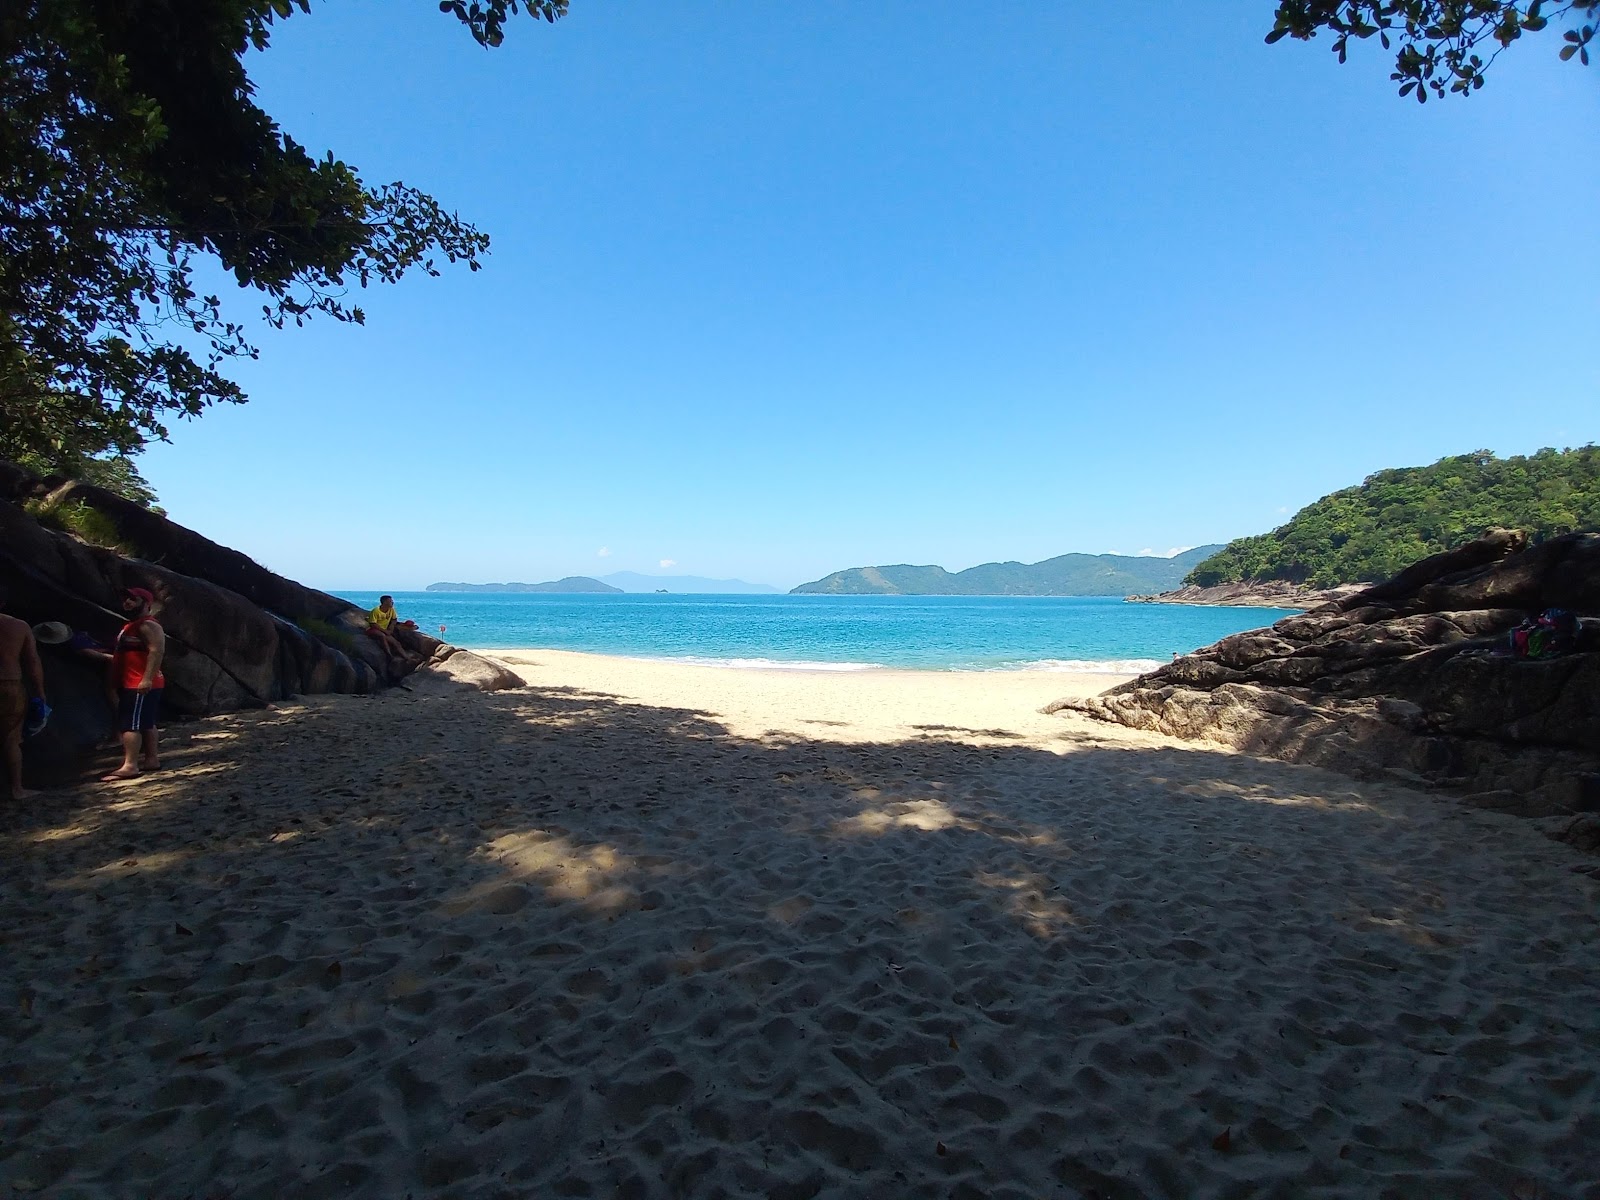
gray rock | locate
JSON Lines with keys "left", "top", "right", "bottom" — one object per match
{"left": 405, "top": 648, "right": 524, "bottom": 695}
{"left": 0, "top": 460, "right": 499, "bottom": 774}
{"left": 1125, "top": 581, "right": 1367, "bottom": 608}
{"left": 1053, "top": 530, "right": 1600, "bottom": 823}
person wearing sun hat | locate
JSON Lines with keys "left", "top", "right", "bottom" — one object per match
{"left": 103, "top": 585, "right": 166, "bottom": 781}
{"left": 0, "top": 583, "right": 47, "bottom": 800}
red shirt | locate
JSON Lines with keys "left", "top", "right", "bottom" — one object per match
{"left": 116, "top": 618, "right": 166, "bottom": 690}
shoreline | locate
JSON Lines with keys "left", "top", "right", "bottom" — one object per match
{"left": 468, "top": 645, "right": 1156, "bottom": 679}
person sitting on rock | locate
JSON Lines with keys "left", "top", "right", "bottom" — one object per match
{"left": 0, "top": 585, "right": 47, "bottom": 800}
{"left": 366, "top": 595, "right": 420, "bottom": 666}
{"left": 103, "top": 586, "right": 166, "bottom": 781}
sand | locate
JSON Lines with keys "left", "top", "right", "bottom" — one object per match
{"left": 2, "top": 650, "right": 1598, "bottom": 1198}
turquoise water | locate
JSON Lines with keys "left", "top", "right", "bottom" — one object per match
{"left": 341, "top": 592, "right": 1296, "bottom": 672}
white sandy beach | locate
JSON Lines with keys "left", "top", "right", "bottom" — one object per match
{"left": 2, "top": 650, "right": 1598, "bottom": 1198}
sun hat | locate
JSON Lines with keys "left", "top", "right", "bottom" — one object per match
{"left": 32, "top": 621, "right": 72, "bottom": 645}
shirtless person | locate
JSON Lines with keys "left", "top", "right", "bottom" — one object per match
{"left": 0, "top": 585, "right": 47, "bottom": 800}
{"left": 104, "top": 587, "right": 166, "bottom": 781}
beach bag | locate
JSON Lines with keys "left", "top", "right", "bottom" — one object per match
{"left": 24, "top": 697, "right": 50, "bottom": 737}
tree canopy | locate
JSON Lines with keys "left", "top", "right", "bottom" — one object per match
{"left": 0, "top": 0, "right": 566, "bottom": 496}
{"left": 1267, "top": 1, "right": 1596, "bottom": 100}
{"left": 1186, "top": 447, "right": 1600, "bottom": 588}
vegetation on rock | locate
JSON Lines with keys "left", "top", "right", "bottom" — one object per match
{"left": 23, "top": 493, "right": 131, "bottom": 553}
{"left": 1186, "top": 447, "right": 1600, "bottom": 587}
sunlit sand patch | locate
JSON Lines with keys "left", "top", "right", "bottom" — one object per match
{"left": 769, "top": 895, "right": 814, "bottom": 923}
{"left": 1340, "top": 903, "right": 1462, "bottom": 949}
{"left": 54, "top": 849, "right": 194, "bottom": 886}
{"left": 1006, "top": 830, "right": 1059, "bottom": 847}
{"left": 1253, "top": 791, "right": 1378, "bottom": 811}
{"left": 1173, "top": 776, "right": 1379, "bottom": 812}
{"left": 448, "top": 830, "right": 638, "bottom": 909}
{"left": 973, "top": 870, "right": 1077, "bottom": 936}
{"left": 99, "top": 790, "right": 166, "bottom": 812}
{"left": 30, "top": 822, "right": 100, "bottom": 843}
{"left": 833, "top": 797, "right": 975, "bottom": 836}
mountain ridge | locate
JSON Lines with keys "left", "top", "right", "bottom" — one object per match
{"left": 792, "top": 546, "right": 1225, "bottom": 596}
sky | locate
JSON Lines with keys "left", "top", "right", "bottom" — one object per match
{"left": 137, "top": 1, "right": 1600, "bottom": 592}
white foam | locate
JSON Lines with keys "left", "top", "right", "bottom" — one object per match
{"left": 662, "top": 656, "right": 887, "bottom": 672}
{"left": 982, "top": 658, "right": 1165, "bottom": 674}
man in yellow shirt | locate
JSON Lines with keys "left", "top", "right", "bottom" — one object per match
{"left": 365, "top": 595, "right": 418, "bottom": 665}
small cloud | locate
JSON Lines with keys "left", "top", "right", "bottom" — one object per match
{"left": 659, "top": 558, "right": 676, "bottom": 569}
{"left": 1137, "top": 547, "right": 1156, "bottom": 557}
{"left": 1165, "top": 545, "right": 1193, "bottom": 557}
{"left": 1276, "top": 506, "right": 1289, "bottom": 514}
{"left": 597, "top": 546, "right": 612, "bottom": 558}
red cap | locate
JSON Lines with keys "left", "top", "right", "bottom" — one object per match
{"left": 125, "top": 586, "right": 155, "bottom": 605}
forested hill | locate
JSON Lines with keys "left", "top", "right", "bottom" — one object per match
{"left": 1185, "top": 448, "right": 1600, "bottom": 588}
{"left": 792, "top": 546, "right": 1224, "bottom": 596}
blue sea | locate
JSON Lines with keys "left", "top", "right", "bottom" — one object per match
{"left": 340, "top": 592, "right": 1296, "bottom": 673}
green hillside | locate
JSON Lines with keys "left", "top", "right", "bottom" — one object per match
{"left": 792, "top": 546, "right": 1224, "bottom": 596}
{"left": 1186, "top": 448, "right": 1600, "bottom": 588}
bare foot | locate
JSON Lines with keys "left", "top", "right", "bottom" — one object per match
{"left": 101, "top": 766, "right": 141, "bottom": 781}
{"left": 9, "top": 786, "right": 38, "bottom": 800}
{"left": 140, "top": 758, "right": 160, "bottom": 771}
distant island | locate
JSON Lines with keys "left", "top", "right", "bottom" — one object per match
{"left": 426, "top": 572, "right": 783, "bottom": 595}
{"left": 599, "top": 572, "right": 779, "bottom": 594}
{"left": 1183, "top": 447, "right": 1600, "bottom": 589}
{"left": 426, "top": 577, "right": 623, "bottom": 594}
{"left": 791, "top": 546, "right": 1225, "bottom": 596}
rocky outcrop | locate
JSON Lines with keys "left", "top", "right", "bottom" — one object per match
{"left": 1125, "top": 581, "right": 1368, "bottom": 608}
{"left": 1, "top": 462, "right": 519, "bottom": 774}
{"left": 1052, "top": 530, "right": 1600, "bottom": 825}
{"left": 405, "top": 644, "right": 526, "bottom": 695}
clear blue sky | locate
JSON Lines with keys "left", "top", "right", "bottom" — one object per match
{"left": 138, "top": 1, "right": 1599, "bottom": 591}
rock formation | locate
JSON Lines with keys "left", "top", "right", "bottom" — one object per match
{"left": 1125, "top": 581, "right": 1368, "bottom": 609}
{"left": 1052, "top": 530, "right": 1600, "bottom": 831}
{"left": 0, "top": 462, "right": 519, "bottom": 774}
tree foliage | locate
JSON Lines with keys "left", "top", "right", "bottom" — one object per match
{"left": 1268, "top": 1, "right": 1596, "bottom": 99}
{"left": 0, "top": 0, "right": 566, "bottom": 496}
{"left": 1186, "top": 447, "right": 1600, "bottom": 587}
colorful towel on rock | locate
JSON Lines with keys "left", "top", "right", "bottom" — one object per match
{"left": 1508, "top": 609, "right": 1580, "bottom": 659}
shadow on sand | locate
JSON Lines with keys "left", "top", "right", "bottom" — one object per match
{"left": 2, "top": 683, "right": 1597, "bottom": 1198}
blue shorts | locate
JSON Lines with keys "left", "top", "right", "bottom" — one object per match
{"left": 118, "top": 688, "right": 163, "bottom": 733}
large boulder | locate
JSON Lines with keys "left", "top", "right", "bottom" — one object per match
{"left": 0, "top": 461, "right": 502, "bottom": 774}
{"left": 1, "top": 495, "right": 383, "bottom": 767}
{"left": 1051, "top": 530, "right": 1600, "bottom": 821}
{"left": 404, "top": 646, "right": 525, "bottom": 695}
